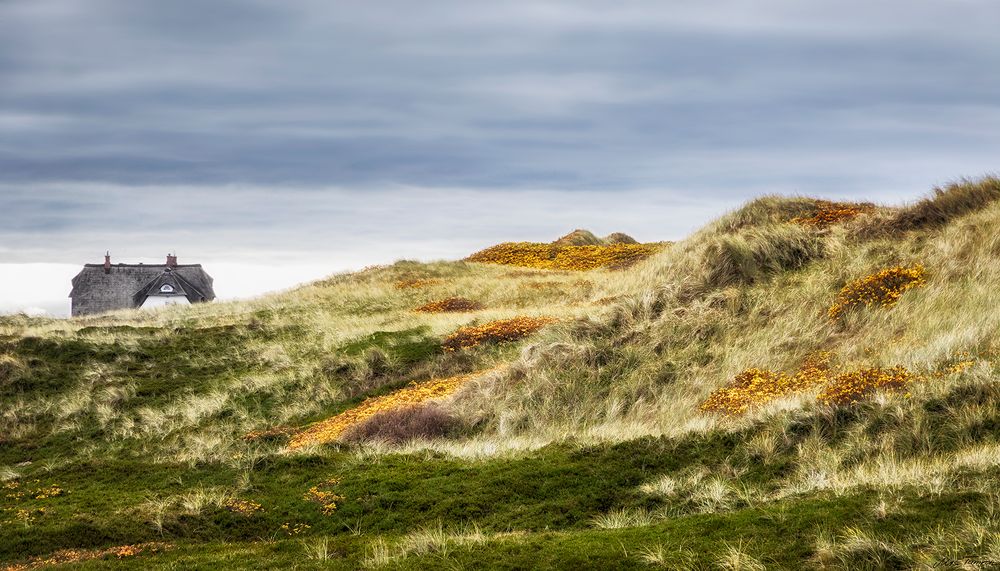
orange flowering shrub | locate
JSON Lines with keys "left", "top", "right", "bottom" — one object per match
{"left": 700, "top": 352, "right": 832, "bottom": 415}
{"left": 224, "top": 498, "right": 263, "bottom": 516}
{"left": 442, "top": 317, "right": 557, "bottom": 351}
{"left": 415, "top": 297, "right": 484, "bottom": 313}
{"left": 467, "top": 242, "right": 662, "bottom": 271}
{"left": 817, "top": 366, "right": 915, "bottom": 405}
{"left": 828, "top": 265, "right": 927, "bottom": 319}
{"left": 287, "top": 369, "right": 494, "bottom": 448}
{"left": 280, "top": 522, "right": 311, "bottom": 536}
{"left": 303, "top": 479, "right": 345, "bottom": 515}
{"left": 394, "top": 278, "right": 440, "bottom": 289}
{"left": 701, "top": 354, "right": 918, "bottom": 415}
{"left": 792, "top": 200, "right": 874, "bottom": 228}
{"left": 933, "top": 351, "right": 978, "bottom": 377}
{"left": 1, "top": 543, "right": 171, "bottom": 571}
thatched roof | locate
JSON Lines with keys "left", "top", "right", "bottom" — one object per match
{"left": 69, "top": 264, "right": 215, "bottom": 316}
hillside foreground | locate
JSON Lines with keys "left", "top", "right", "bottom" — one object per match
{"left": 3, "top": 178, "right": 1000, "bottom": 569}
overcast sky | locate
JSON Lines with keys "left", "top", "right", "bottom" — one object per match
{"left": 2, "top": 1, "right": 999, "bottom": 315}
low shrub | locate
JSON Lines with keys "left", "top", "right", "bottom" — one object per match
{"left": 442, "top": 317, "right": 557, "bottom": 351}
{"left": 224, "top": 499, "right": 263, "bottom": 517}
{"left": 700, "top": 352, "right": 832, "bottom": 415}
{"left": 791, "top": 200, "right": 875, "bottom": 228}
{"left": 415, "top": 297, "right": 484, "bottom": 313}
{"left": 817, "top": 367, "right": 915, "bottom": 405}
{"left": 2, "top": 542, "right": 172, "bottom": 571}
{"left": 828, "top": 265, "right": 926, "bottom": 320}
{"left": 466, "top": 243, "right": 662, "bottom": 271}
{"left": 303, "top": 479, "right": 344, "bottom": 515}
{"left": 702, "top": 356, "right": 917, "bottom": 414}
{"left": 288, "top": 370, "right": 490, "bottom": 448}
{"left": 340, "top": 403, "right": 458, "bottom": 444}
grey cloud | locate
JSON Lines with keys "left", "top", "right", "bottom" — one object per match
{"left": 0, "top": 182, "right": 731, "bottom": 266}
{"left": 0, "top": 0, "right": 999, "bottom": 263}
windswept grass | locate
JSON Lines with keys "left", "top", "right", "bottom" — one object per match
{"left": 3, "top": 178, "right": 1000, "bottom": 568}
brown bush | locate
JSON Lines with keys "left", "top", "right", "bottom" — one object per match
{"left": 339, "top": 403, "right": 459, "bottom": 444}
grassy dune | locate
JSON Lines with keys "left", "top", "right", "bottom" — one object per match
{"left": 2, "top": 177, "right": 1000, "bottom": 569}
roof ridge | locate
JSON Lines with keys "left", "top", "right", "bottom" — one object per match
{"left": 82, "top": 263, "right": 203, "bottom": 267}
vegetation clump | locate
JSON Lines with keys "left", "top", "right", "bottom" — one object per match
{"left": 303, "top": 479, "right": 345, "bottom": 515}
{"left": 340, "top": 403, "right": 458, "bottom": 444}
{"left": 817, "top": 366, "right": 916, "bottom": 405}
{"left": 223, "top": 498, "right": 263, "bottom": 517}
{"left": 414, "top": 297, "right": 484, "bottom": 313}
{"left": 888, "top": 176, "right": 1000, "bottom": 232}
{"left": 467, "top": 242, "right": 662, "bottom": 271}
{"left": 791, "top": 200, "right": 875, "bottom": 228}
{"left": 287, "top": 370, "right": 491, "bottom": 448}
{"left": 700, "top": 352, "right": 832, "bottom": 415}
{"left": 1, "top": 542, "right": 171, "bottom": 571}
{"left": 442, "top": 317, "right": 557, "bottom": 351}
{"left": 828, "top": 265, "right": 927, "bottom": 319}
{"left": 702, "top": 355, "right": 919, "bottom": 414}
{"left": 701, "top": 224, "right": 825, "bottom": 288}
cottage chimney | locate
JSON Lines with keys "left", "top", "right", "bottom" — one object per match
{"left": 104, "top": 251, "right": 111, "bottom": 274}
{"left": 166, "top": 253, "right": 177, "bottom": 268}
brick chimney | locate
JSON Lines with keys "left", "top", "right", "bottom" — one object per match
{"left": 166, "top": 253, "right": 178, "bottom": 268}
{"left": 104, "top": 251, "right": 111, "bottom": 274}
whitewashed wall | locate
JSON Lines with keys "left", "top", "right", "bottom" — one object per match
{"left": 139, "top": 295, "right": 191, "bottom": 310}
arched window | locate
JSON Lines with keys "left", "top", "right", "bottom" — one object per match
{"left": 159, "top": 284, "right": 175, "bottom": 293}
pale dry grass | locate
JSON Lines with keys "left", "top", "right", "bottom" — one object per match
{"left": 716, "top": 539, "right": 766, "bottom": 571}
{"left": 362, "top": 522, "right": 524, "bottom": 567}
{"left": 591, "top": 507, "right": 660, "bottom": 529}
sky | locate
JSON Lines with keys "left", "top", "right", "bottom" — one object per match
{"left": 2, "top": 1, "right": 999, "bottom": 316}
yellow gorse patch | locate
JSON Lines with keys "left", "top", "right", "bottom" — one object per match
{"left": 467, "top": 242, "right": 662, "bottom": 271}
{"left": 287, "top": 369, "right": 496, "bottom": 449}
{"left": 701, "top": 353, "right": 919, "bottom": 415}
{"left": 700, "top": 352, "right": 832, "bottom": 415}
{"left": 414, "top": 297, "right": 484, "bottom": 313}
{"left": 791, "top": 200, "right": 874, "bottom": 228}
{"left": 303, "top": 478, "right": 344, "bottom": 515}
{"left": 817, "top": 366, "right": 916, "bottom": 405}
{"left": 828, "top": 265, "right": 927, "bottom": 319}
{"left": 442, "top": 317, "right": 557, "bottom": 351}
{"left": 224, "top": 498, "right": 263, "bottom": 517}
